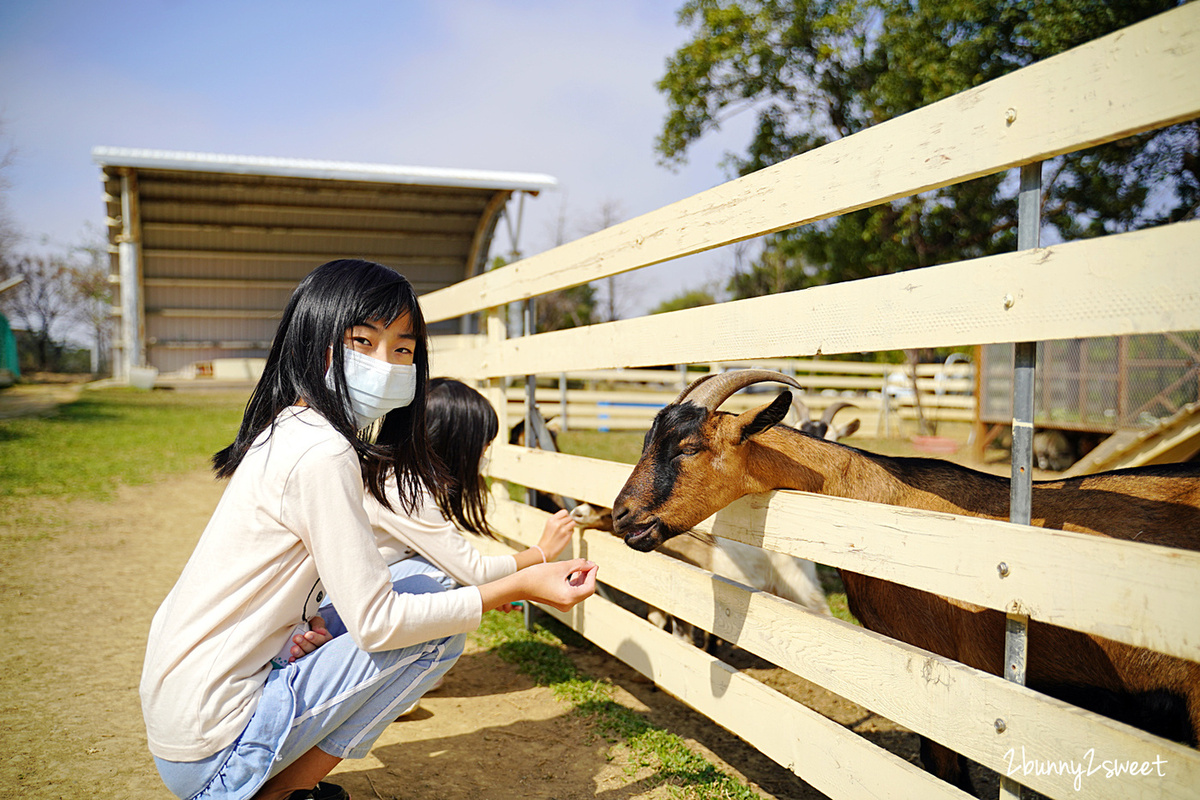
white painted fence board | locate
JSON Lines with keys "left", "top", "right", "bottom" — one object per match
{"left": 503, "top": 380, "right": 972, "bottom": 401}
{"left": 562, "top": 368, "right": 689, "bottom": 384}
{"left": 506, "top": 388, "right": 672, "bottom": 406}
{"left": 432, "top": 220, "right": 1200, "bottom": 377}
{"left": 501, "top": 388, "right": 905, "bottom": 412}
{"left": 486, "top": 496, "right": 1200, "bottom": 800}
{"left": 502, "top": 404, "right": 972, "bottom": 432}
{"left": 489, "top": 443, "right": 628, "bottom": 508}
{"left": 559, "top": 362, "right": 971, "bottom": 382}
{"left": 471, "top": 526, "right": 969, "bottom": 799}
{"left": 701, "top": 491, "right": 1200, "bottom": 664}
{"left": 547, "top": 587, "right": 974, "bottom": 799}
{"left": 487, "top": 445, "right": 1200, "bottom": 661}
{"left": 715, "top": 360, "right": 973, "bottom": 378}
{"left": 421, "top": 4, "right": 1200, "bottom": 323}
{"left": 503, "top": 412, "right": 971, "bottom": 433}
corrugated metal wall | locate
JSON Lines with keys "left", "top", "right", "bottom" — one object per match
{"left": 101, "top": 165, "right": 514, "bottom": 375}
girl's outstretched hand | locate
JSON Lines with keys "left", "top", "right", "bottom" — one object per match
{"left": 479, "top": 558, "right": 598, "bottom": 613}
{"left": 526, "top": 558, "right": 598, "bottom": 611}
{"left": 537, "top": 509, "right": 575, "bottom": 561}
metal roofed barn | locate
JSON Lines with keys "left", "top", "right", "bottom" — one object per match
{"left": 93, "top": 146, "right": 555, "bottom": 381}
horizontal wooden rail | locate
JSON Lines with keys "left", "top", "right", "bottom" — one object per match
{"left": 421, "top": 3, "right": 1200, "bottom": 322}
{"left": 482, "top": 497, "right": 1200, "bottom": 800}
{"left": 472, "top": 528, "right": 970, "bottom": 798}
{"left": 498, "top": 378, "right": 975, "bottom": 398}
{"left": 557, "top": 577, "right": 973, "bottom": 798}
{"left": 487, "top": 444, "right": 1200, "bottom": 662}
{"left": 434, "top": 221, "right": 1200, "bottom": 378}
{"left": 499, "top": 402, "right": 971, "bottom": 434}
{"left": 500, "top": 390, "right": 975, "bottom": 411}
{"left": 427, "top": 355, "right": 976, "bottom": 385}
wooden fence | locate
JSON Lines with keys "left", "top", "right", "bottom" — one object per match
{"left": 428, "top": 341, "right": 976, "bottom": 434}
{"left": 421, "top": 7, "right": 1200, "bottom": 799}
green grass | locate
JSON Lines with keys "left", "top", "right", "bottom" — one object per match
{"left": 557, "top": 430, "right": 646, "bottom": 464}
{"left": 0, "top": 386, "right": 248, "bottom": 530}
{"left": 473, "top": 610, "right": 765, "bottom": 800}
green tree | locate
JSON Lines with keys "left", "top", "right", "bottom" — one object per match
{"left": 651, "top": 288, "right": 718, "bottom": 314}
{"left": 488, "top": 254, "right": 599, "bottom": 333}
{"left": 656, "top": 0, "right": 1197, "bottom": 299}
{"left": 537, "top": 283, "right": 600, "bottom": 331}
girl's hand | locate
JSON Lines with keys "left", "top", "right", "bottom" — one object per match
{"left": 532, "top": 559, "right": 598, "bottom": 612}
{"left": 479, "top": 558, "right": 598, "bottom": 613}
{"left": 536, "top": 509, "right": 575, "bottom": 561}
{"left": 288, "top": 615, "right": 333, "bottom": 662}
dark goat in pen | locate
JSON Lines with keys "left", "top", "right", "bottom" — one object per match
{"left": 509, "top": 412, "right": 573, "bottom": 514}
{"left": 790, "top": 397, "right": 860, "bottom": 441}
{"left": 611, "top": 368, "right": 1200, "bottom": 794}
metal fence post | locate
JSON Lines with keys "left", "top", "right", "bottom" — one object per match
{"left": 999, "top": 161, "right": 1042, "bottom": 800}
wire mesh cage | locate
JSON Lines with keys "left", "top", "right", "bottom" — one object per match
{"left": 980, "top": 332, "right": 1200, "bottom": 433}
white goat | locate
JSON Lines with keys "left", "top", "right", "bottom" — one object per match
{"left": 571, "top": 501, "right": 830, "bottom": 650}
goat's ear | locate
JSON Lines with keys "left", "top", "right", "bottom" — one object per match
{"left": 735, "top": 391, "right": 792, "bottom": 442}
{"left": 833, "top": 418, "right": 861, "bottom": 440}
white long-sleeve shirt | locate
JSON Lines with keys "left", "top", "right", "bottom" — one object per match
{"left": 366, "top": 478, "right": 517, "bottom": 587}
{"left": 140, "top": 407, "right": 483, "bottom": 761}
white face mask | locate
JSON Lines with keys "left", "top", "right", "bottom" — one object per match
{"left": 327, "top": 347, "right": 417, "bottom": 429}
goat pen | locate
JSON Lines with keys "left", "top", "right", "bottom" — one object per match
{"left": 420, "top": 7, "right": 1200, "bottom": 799}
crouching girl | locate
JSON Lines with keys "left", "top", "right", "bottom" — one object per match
{"left": 140, "top": 259, "right": 597, "bottom": 800}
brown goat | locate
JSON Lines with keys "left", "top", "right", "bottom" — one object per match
{"left": 612, "top": 369, "right": 1200, "bottom": 794}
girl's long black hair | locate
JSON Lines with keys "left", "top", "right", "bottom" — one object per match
{"left": 426, "top": 378, "right": 499, "bottom": 538}
{"left": 212, "top": 258, "right": 447, "bottom": 512}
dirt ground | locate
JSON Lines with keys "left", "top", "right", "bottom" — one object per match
{"left": 0, "top": 385, "right": 1001, "bottom": 800}
{"left": 0, "top": 468, "right": 821, "bottom": 800}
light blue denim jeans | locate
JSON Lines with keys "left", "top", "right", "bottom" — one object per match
{"left": 153, "top": 573, "right": 464, "bottom": 800}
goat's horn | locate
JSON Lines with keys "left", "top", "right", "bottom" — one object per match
{"left": 820, "top": 401, "right": 857, "bottom": 425}
{"left": 791, "top": 396, "right": 812, "bottom": 421}
{"left": 675, "top": 369, "right": 804, "bottom": 412}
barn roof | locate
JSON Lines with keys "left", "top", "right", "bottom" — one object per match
{"left": 92, "top": 146, "right": 555, "bottom": 375}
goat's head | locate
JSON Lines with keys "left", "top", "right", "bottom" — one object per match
{"left": 612, "top": 369, "right": 802, "bottom": 551}
{"left": 569, "top": 502, "right": 613, "bottom": 532}
{"left": 791, "top": 398, "right": 861, "bottom": 441}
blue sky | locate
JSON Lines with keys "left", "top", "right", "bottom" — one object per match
{"left": 0, "top": 0, "right": 753, "bottom": 316}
